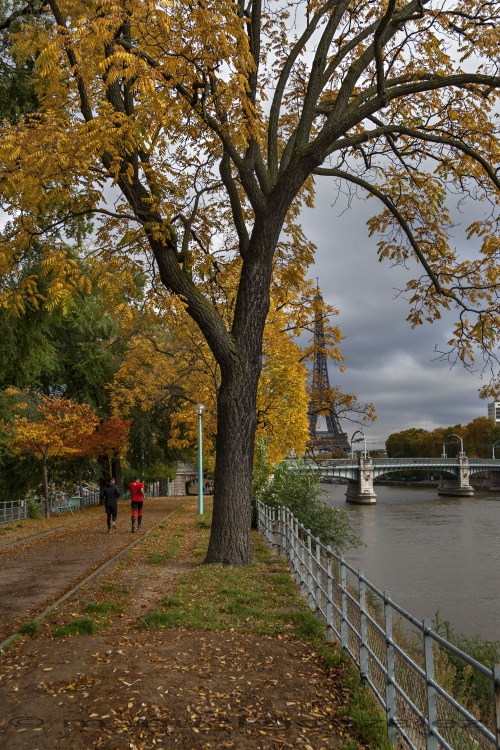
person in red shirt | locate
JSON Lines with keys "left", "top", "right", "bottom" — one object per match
{"left": 129, "top": 476, "right": 145, "bottom": 533}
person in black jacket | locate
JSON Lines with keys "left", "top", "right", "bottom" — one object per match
{"left": 103, "top": 478, "right": 120, "bottom": 533}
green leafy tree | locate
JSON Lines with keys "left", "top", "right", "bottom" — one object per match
{"left": 43, "top": 294, "right": 123, "bottom": 413}
{"left": 256, "top": 461, "right": 361, "bottom": 554}
{"left": 0, "top": 0, "right": 39, "bottom": 124}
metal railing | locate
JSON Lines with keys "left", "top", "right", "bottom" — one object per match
{"left": 258, "top": 502, "right": 500, "bottom": 750}
{"left": 0, "top": 485, "right": 101, "bottom": 525}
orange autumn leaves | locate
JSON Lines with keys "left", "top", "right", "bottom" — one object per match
{"left": 2, "top": 390, "right": 131, "bottom": 464}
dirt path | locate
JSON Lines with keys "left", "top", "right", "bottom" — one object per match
{"left": 0, "top": 630, "right": 354, "bottom": 750}
{"left": 0, "top": 505, "right": 105, "bottom": 549}
{"left": 0, "top": 500, "right": 370, "bottom": 750}
{"left": 0, "top": 497, "right": 187, "bottom": 643}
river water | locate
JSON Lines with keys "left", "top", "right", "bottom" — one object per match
{"left": 322, "top": 484, "right": 500, "bottom": 641}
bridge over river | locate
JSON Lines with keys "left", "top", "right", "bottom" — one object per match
{"left": 292, "top": 456, "right": 500, "bottom": 504}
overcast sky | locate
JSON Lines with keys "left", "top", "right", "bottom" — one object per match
{"left": 301, "top": 182, "right": 490, "bottom": 448}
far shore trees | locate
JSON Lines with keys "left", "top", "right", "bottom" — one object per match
{"left": 387, "top": 418, "right": 500, "bottom": 459}
{"left": 3, "top": 0, "right": 500, "bottom": 562}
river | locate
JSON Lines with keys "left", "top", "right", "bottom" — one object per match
{"left": 322, "top": 483, "right": 500, "bottom": 641}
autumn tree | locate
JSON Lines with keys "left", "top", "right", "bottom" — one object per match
{"left": 3, "top": 0, "right": 500, "bottom": 562}
{"left": 386, "top": 419, "right": 500, "bottom": 459}
{"left": 68, "top": 416, "right": 132, "bottom": 504}
{"left": 3, "top": 392, "right": 99, "bottom": 517}
{"left": 110, "top": 273, "right": 370, "bottom": 467}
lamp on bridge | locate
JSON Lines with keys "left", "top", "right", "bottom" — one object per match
{"left": 350, "top": 430, "right": 367, "bottom": 460}
{"left": 194, "top": 403, "right": 206, "bottom": 515}
{"left": 442, "top": 433, "right": 466, "bottom": 459}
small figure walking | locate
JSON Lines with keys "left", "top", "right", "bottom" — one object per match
{"left": 129, "top": 476, "right": 145, "bottom": 533}
{"left": 103, "top": 477, "right": 120, "bottom": 533}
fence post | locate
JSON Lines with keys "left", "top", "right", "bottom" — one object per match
{"left": 279, "top": 506, "right": 283, "bottom": 555}
{"left": 300, "top": 525, "right": 307, "bottom": 597}
{"left": 384, "top": 591, "right": 397, "bottom": 745}
{"left": 285, "top": 509, "right": 293, "bottom": 569}
{"left": 315, "top": 537, "right": 322, "bottom": 621}
{"left": 359, "top": 571, "right": 368, "bottom": 682}
{"left": 423, "top": 619, "right": 438, "bottom": 750}
{"left": 307, "top": 530, "right": 315, "bottom": 610}
{"left": 326, "top": 545, "right": 333, "bottom": 641}
{"left": 294, "top": 517, "right": 301, "bottom": 585}
{"left": 340, "top": 556, "right": 348, "bottom": 650}
{"left": 493, "top": 664, "right": 500, "bottom": 749}
{"left": 286, "top": 509, "right": 292, "bottom": 568}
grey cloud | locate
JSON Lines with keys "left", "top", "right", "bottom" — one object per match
{"left": 300, "top": 182, "right": 489, "bottom": 446}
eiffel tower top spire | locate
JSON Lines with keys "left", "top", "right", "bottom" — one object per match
{"left": 308, "top": 285, "right": 350, "bottom": 454}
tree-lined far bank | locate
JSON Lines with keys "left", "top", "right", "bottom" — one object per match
{"left": 387, "top": 418, "right": 500, "bottom": 459}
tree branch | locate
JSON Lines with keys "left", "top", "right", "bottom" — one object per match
{"left": 219, "top": 151, "right": 250, "bottom": 254}
{"left": 373, "top": 0, "right": 397, "bottom": 101}
{"left": 313, "top": 166, "right": 493, "bottom": 316}
{"left": 268, "top": 0, "right": 339, "bottom": 180}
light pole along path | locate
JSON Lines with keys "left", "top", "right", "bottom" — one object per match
{"left": 194, "top": 402, "right": 206, "bottom": 515}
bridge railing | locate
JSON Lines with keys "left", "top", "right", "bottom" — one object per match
{"left": 373, "top": 457, "right": 460, "bottom": 465}
{"left": 286, "top": 458, "right": 356, "bottom": 466}
{"left": 258, "top": 501, "right": 500, "bottom": 750}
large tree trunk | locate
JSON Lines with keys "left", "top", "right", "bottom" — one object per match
{"left": 205, "top": 238, "right": 277, "bottom": 565}
{"left": 152, "top": 203, "right": 286, "bottom": 565}
{"left": 205, "top": 362, "right": 260, "bottom": 564}
{"left": 99, "top": 454, "right": 111, "bottom": 505}
{"left": 112, "top": 457, "right": 123, "bottom": 498}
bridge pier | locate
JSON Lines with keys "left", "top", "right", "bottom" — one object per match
{"left": 489, "top": 472, "right": 500, "bottom": 492}
{"left": 345, "top": 457, "right": 377, "bottom": 504}
{"left": 437, "top": 458, "right": 474, "bottom": 497}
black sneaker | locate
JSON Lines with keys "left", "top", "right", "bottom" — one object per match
{"left": 131, "top": 527, "right": 135, "bottom": 533}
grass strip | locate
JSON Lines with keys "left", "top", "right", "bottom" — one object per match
{"left": 18, "top": 621, "right": 39, "bottom": 637}
{"left": 143, "top": 502, "right": 390, "bottom": 749}
{"left": 143, "top": 529, "right": 320, "bottom": 637}
{"left": 53, "top": 618, "right": 98, "bottom": 637}
{"left": 147, "top": 522, "right": 186, "bottom": 564}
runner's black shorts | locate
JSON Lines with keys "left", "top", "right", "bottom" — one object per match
{"left": 131, "top": 501, "right": 143, "bottom": 514}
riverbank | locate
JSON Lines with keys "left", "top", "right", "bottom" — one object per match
{"left": 0, "top": 499, "right": 389, "bottom": 749}
{"left": 374, "top": 479, "right": 439, "bottom": 487}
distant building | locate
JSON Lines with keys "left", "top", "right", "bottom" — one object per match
{"left": 488, "top": 402, "right": 500, "bottom": 423}
{"left": 170, "top": 463, "right": 198, "bottom": 495}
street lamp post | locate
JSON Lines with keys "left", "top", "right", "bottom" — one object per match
{"left": 194, "top": 403, "right": 206, "bottom": 515}
{"left": 492, "top": 440, "right": 500, "bottom": 459}
{"left": 442, "top": 433, "right": 466, "bottom": 458}
{"left": 350, "top": 430, "right": 367, "bottom": 459}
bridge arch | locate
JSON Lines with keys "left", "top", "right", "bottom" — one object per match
{"left": 372, "top": 467, "right": 458, "bottom": 481}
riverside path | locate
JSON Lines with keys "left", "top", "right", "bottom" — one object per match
{"left": 0, "top": 496, "right": 186, "bottom": 644}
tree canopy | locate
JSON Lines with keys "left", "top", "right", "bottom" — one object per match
{"left": 2, "top": 0, "right": 500, "bottom": 562}
{"left": 386, "top": 418, "right": 500, "bottom": 459}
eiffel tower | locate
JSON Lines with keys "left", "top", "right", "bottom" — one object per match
{"left": 308, "top": 285, "right": 350, "bottom": 455}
